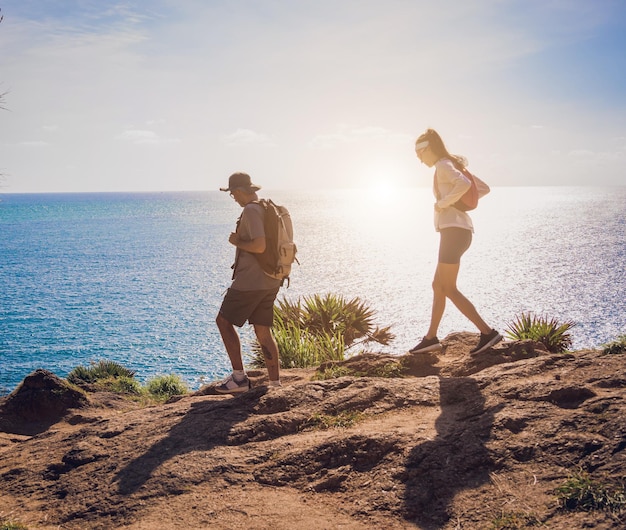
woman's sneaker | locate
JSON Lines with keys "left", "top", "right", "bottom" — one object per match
{"left": 470, "top": 329, "right": 503, "bottom": 355}
{"left": 409, "top": 336, "right": 442, "bottom": 354}
{"left": 216, "top": 374, "right": 250, "bottom": 394}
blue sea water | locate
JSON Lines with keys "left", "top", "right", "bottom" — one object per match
{"left": 1, "top": 187, "right": 625, "bottom": 395}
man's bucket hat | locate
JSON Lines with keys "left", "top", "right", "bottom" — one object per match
{"left": 220, "top": 172, "right": 261, "bottom": 193}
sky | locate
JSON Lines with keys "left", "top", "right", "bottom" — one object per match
{"left": 1, "top": 0, "right": 625, "bottom": 193}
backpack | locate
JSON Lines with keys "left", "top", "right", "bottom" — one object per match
{"left": 434, "top": 168, "right": 490, "bottom": 211}
{"left": 253, "top": 199, "right": 298, "bottom": 284}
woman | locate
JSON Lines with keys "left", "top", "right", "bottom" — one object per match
{"left": 410, "top": 128, "right": 502, "bottom": 355}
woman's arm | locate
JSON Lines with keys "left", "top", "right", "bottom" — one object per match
{"left": 435, "top": 160, "right": 471, "bottom": 210}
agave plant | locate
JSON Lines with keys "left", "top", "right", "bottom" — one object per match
{"left": 250, "top": 293, "right": 394, "bottom": 369}
{"left": 505, "top": 312, "right": 575, "bottom": 353}
{"left": 281, "top": 293, "right": 394, "bottom": 349}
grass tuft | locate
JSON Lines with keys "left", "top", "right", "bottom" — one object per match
{"left": 312, "top": 365, "right": 352, "bottom": 381}
{"left": 602, "top": 334, "right": 626, "bottom": 355}
{"left": 555, "top": 470, "right": 626, "bottom": 513}
{"left": 505, "top": 312, "right": 575, "bottom": 353}
{"left": 0, "top": 520, "right": 29, "bottom": 530}
{"left": 146, "top": 374, "right": 188, "bottom": 400}
{"left": 67, "top": 360, "right": 137, "bottom": 386}
{"left": 302, "top": 411, "right": 365, "bottom": 430}
{"left": 65, "top": 361, "right": 188, "bottom": 402}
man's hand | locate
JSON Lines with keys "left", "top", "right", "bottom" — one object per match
{"left": 228, "top": 232, "right": 240, "bottom": 246}
{"left": 229, "top": 233, "right": 266, "bottom": 253}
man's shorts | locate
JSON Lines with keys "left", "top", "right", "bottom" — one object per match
{"left": 219, "top": 288, "right": 280, "bottom": 327}
{"left": 438, "top": 227, "right": 472, "bottom": 264}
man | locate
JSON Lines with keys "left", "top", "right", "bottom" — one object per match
{"left": 215, "top": 172, "right": 282, "bottom": 393}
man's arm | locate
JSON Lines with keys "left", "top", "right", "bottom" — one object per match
{"left": 228, "top": 233, "right": 266, "bottom": 254}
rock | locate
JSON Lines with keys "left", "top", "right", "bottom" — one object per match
{"left": 0, "top": 369, "right": 89, "bottom": 435}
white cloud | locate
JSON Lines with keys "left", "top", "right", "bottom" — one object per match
{"left": 309, "top": 125, "right": 412, "bottom": 149}
{"left": 221, "top": 129, "right": 276, "bottom": 147}
{"left": 116, "top": 130, "right": 181, "bottom": 145}
{"left": 18, "top": 140, "right": 49, "bottom": 147}
{"left": 568, "top": 149, "right": 595, "bottom": 158}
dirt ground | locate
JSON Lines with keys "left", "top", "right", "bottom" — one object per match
{"left": 1, "top": 332, "right": 625, "bottom": 529}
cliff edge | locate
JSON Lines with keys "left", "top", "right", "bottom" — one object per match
{"left": 1, "top": 332, "right": 625, "bottom": 529}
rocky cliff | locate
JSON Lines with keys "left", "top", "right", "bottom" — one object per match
{"left": 1, "top": 332, "right": 625, "bottom": 529}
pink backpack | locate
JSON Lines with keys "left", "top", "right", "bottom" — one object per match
{"left": 434, "top": 168, "right": 490, "bottom": 211}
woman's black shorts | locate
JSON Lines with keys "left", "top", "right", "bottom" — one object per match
{"left": 438, "top": 227, "right": 472, "bottom": 264}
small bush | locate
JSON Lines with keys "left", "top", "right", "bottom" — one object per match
{"left": 292, "top": 294, "right": 395, "bottom": 349}
{"left": 250, "top": 294, "right": 394, "bottom": 369}
{"left": 556, "top": 470, "right": 626, "bottom": 512}
{"left": 146, "top": 374, "right": 188, "bottom": 399}
{"left": 313, "top": 365, "right": 353, "bottom": 381}
{"left": 67, "top": 360, "right": 136, "bottom": 386}
{"left": 0, "top": 520, "right": 28, "bottom": 530}
{"left": 107, "top": 376, "right": 143, "bottom": 395}
{"left": 602, "top": 334, "right": 626, "bottom": 355}
{"left": 505, "top": 312, "right": 575, "bottom": 353}
{"left": 302, "top": 411, "right": 365, "bottom": 430}
{"left": 370, "top": 361, "right": 406, "bottom": 378}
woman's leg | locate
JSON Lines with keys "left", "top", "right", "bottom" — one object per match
{"left": 432, "top": 262, "right": 492, "bottom": 335}
{"left": 425, "top": 265, "right": 448, "bottom": 339}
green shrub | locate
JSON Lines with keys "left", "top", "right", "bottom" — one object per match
{"left": 556, "top": 470, "right": 626, "bottom": 512}
{"left": 302, "top": 411, "right": 365, "bottom": 430}
{"left": 250, "top": 294, "right": 394, "bottom": 369}
{"left": 290, "top": 294, "right": 394, "bottom": 349}
{"left": 602, "top": 334, "right": 626, "bottom": 355}
{"left": 67, "top": 360, "right": 137, "bottom": 385}
{"left": 107, "top": 376, "right": 143, "bottom": 395}
{"left": 146, "top": 374, "right": 188, "bottom": 398}
{"left": 505, "top": 312, "right": 575, "bottom": 353}
{"left": 252, "top": 319, "right": 346, "bottom": 369}
{"left": 0, "top": 520, "right": 29, "bottom": 530}
{"left": 313, "top": 365, "right": 352, "bottom": 381}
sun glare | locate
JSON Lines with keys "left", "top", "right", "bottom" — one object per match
{"left": 367, "top": 180, "right": 394, "bottom": 200}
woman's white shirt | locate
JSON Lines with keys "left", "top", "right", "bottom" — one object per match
{"left": 433, "top": 158, "right": 474, "bottom": 232}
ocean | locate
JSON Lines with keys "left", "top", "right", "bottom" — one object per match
{"left": 1, "top": 187, "right": 625, "bottom": 395}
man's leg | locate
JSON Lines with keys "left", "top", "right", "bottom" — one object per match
{"left": 253, "top": 324, "right": 280, "bottom": 383}
{"left": 216, "top": 313, "right": 244, "bottom": 372}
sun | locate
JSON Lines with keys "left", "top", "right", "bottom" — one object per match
{"left": 365, "top": 179, "right": 395, "bottom": 202}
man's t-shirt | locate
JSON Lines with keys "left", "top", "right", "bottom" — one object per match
{"left": 231, "top": 202, "right": 282, "bottom": 291}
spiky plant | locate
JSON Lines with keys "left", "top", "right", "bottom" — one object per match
{"left": 251, "top": 318, "right": 346, "bottom": 369}
{"left": 556, "top": 470, "right": 626, "bottom": 512}
{"left": 146, "top": 374, "right": 188, "bottom": 398}
{"left": 250, "top": 293, "right": 394, "bottom": 369}
{"left": 505, "top": 312, "right": 575, "bottom": 353}
{"left": 602, "top": 335, "right": 626, "bottom": 355}
{"left": 278, "top": 294, "right": 394, "bottom": 349}
{"left": 67, "top": 360, "right": 137, "bottom": 385}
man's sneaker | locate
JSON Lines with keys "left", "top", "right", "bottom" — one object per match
{"left": 215, "top": 374, "right": 250, "bottom": 394}
{"left": 409, "top": 336, "right": 442, "bottom": 354}
{"left": 470, "top": 329, "right": 503, "bottom": 355}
